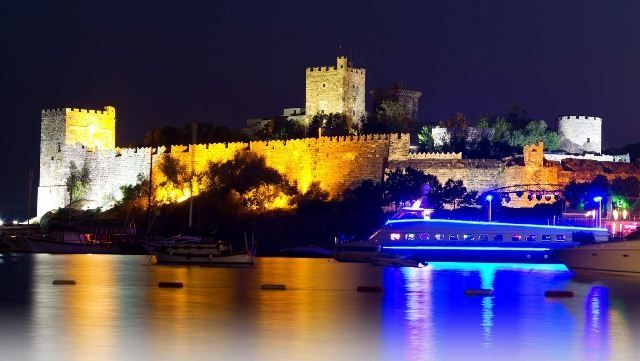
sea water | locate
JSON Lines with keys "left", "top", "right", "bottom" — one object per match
{"left": 0, "top": 254, "right": 639, "bottom": 361}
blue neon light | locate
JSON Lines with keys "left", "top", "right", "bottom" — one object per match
{"left": 426, "top": 262, "right": 568, "bottom": 272}
{"left": 384, "top": 218, "right": 608, "bottom": 232}
{"left": 382, "top": 246, "right": 550, "bottom": 252}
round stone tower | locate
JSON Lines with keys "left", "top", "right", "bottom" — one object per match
{"left": 557, "top": 115, "right": 602, "bottom": 154}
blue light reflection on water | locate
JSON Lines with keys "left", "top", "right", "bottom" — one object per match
{"left": 380, "top": 262, "right": 609, "bottom": 361}
{"left": 583, "top": 286, "right": 610, "bottom": 361}
{"left": 2, "top": 255, "right": 640, "bottom": 360}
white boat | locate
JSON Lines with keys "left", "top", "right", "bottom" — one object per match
{"left": 151, "top": 241, "right": 254, "bottom": 266}
{"left": 557, "top": 240, "right": 640, "bottom": 276}
{"left": 142, "top": 235, "right": 203, "bottom": 254}
{"left": 336, "top": 207, "right": 610, "bottom": 264}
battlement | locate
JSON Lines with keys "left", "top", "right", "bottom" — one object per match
{"left": 41, "top": 108, "right": 67, "bottom": 116}
{"left": 160, "top": 133, "right": 398, "bottom": 156}
{"left": 306, "top": 55, "right": 365, "bottom": 74}
{"left": 307, "top": 66, "right": 338, "bottom": 73}
{"left": 42, "top": 106, "right": 116, "bottom": 116}
{"left": 558, "top": 115, "right": 602, "bottom": 122}
{"left": 407, "top": 151, "right": 462, "bottom": 160}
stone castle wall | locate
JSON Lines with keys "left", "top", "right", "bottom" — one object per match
{"left": 155, "top": 134, "right": 396, "bottom": 203}
{"left": 37, "top": 107, "right": 410, "bottom": 216}
{"left": 37, "top": 107, "right": 640, "bottom": 217}
{"left": 390, "top": 158, "right": 505, "bottom": 194}
{"left": 305, "top": 57, "right": 365, "bottom": 123}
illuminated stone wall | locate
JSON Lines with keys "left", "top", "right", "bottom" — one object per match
{"left": 305, "top": 57, "right": 366, "bottom": 123}
{"left": 391, "top": 158, "right": 506, "bottom": 194}
{"left": 37, "top": 107, "right": 408, "bottom": 216}
{"left": 153, "top": 134, "right": 399, "bottom": 204}
{"left": 37, "top": 106, "right": 640, "bottom": 218}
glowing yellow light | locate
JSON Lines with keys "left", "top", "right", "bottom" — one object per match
{"left": 623, "top": 209, "right": 628, "bottom": 220}
{"left": 613, "top": 209, "right": 619, "bottom": 220}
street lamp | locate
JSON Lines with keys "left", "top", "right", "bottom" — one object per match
{"left": 593, "top": 196, "right": 603, "bottom": 228}
{"left": 486, "top": 194, "right": 493, "bottom": 222}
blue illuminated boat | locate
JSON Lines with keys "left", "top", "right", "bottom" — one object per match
{"left": 336, "top": 207, "right": 610, "bottom": 264}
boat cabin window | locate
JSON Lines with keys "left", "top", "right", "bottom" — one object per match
{"left": 434, "top": 234, "right": 445, "bottom": 240}
{"left": 463, "top": 234, "right": 475, "bottom": 240}
{"left": 419, "top": 233, "right": 429, "bottom": 240}
{"left": 512, "top": 235, "right": 522, "bottom": 241}
{"left": 493, "top": 234, "right": 503, "bottom": 241}
{"left": 405, "top": 233, "right": 416, "bottom": 241}
{"left": 478, "top": 234, "right": 489, "bottom": 241}
{"left": 449, "top": 234, "right": 459, "bottom": 241}
{"left": 390, "top": 233, "right": 401, "bottom": 241}
{"left": 556, "top": 235, "right": 566, "bottom": 241}
{"left": 542, "top": 235, "right": 552, "bottom": 241}
{"left": 526, "top": 235, "right": 536, "bottom": 242}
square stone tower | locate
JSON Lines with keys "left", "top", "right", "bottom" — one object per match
{"left": 37, "top": 106, "right": 117, "bottom": 216}
{"left": 305, "top": 56, "right": 366, "bottom": 124}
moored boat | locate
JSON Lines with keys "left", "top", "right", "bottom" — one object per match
{"left": 25, "top": 234, "right": 123, "bottom": 254}
{"left": 557, "top": 240, "right": 640, "bottom": 276}
{"left": 150, "top": 239, "right": 255, "bottom": 266}
{"left": 336, "top": 207, "right": 611, "bottom": 264}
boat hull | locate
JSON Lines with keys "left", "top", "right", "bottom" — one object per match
{"left": 151, "top": 243, "right": 255, "bottom": 265}
{"left": 557, "top": 240, "right": 640, "bottom": 276}
{"left": 155, "top": 252, "right": 254, "bottom": 265}
{"left": 26, "top": 237, "right": 122, "bottom": 254}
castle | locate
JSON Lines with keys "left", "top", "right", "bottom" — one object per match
{"left": 36, "top": 57, "right": 640, "bottom": 218}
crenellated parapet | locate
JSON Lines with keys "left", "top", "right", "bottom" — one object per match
{"left": 407, "top": 151, "right": 462, "bottom": 160}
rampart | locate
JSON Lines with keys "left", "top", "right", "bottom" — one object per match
{"left": 37, "top": 106, "right": 640, "bottom": 217}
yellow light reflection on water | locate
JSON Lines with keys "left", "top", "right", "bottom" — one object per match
{"left": 32, "top": 255, "right": 118, "bottom": 361}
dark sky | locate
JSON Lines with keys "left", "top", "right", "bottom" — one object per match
{"left": 1, "top": 0, "right": 639, "bottom": 215}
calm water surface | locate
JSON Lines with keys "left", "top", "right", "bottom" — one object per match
{"left": 0, "top": 254, "right": 639, "bottom": 361}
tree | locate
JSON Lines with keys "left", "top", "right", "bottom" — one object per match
{"left": 205, "top": 152, "right": 298, "bottom": 212}
{"left": 441, "top": 179, "right": 467, "bottom": 209}
{"left": 505, "top": 101, "right": 531, "bottom": 130}
{"left": 439, "top": 112, "right": 469, "bottom": 153}
{"left": 380, "top": 100, "right": 413, "bottom": 133}
{"left": 563, "top": 175, "right": 610, "bottom": 211}
{"left": 383, "top": 167, "right": 478, "bottom": 210}
{"left": 308, "top": 113, "right": 353, "bottom": 137}
{"left": 508, "top": 120, "right": 561, "bottom": 151}
{"left": 383, "top": 168, "right": 440, "bottom": 208}
{"left": 476, "top": 115, "right": 490, "bottom": 129}
{"left": 417, "top": 124, "right": 435, "bottom": 151}
{"left": 360, "top": 112, "right": 391, "bottom": 134}
{"left": 254, "top": 117, "right": 306, "bottom": 140}
{"left": 66, "top": 161, "right": 90, "bottom": 206}
{"left": 361, "top": 100, "right": 413, "bottom": 134}
{"left": 491, "top": 117, "right": 511, "bottom": 143}
{"left": 158, "top": 156, "right": 187, "bottom": 185}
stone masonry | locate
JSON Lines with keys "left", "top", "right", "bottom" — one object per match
{"left": 37, "top": 107, "right": 640, "bottom": 218}
{"left": 305, "top": 57, "right": 366, "bottom": 124}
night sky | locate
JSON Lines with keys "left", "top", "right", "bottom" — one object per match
{"left": 1, "top": 0, "right": 639, "bottom": 215}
